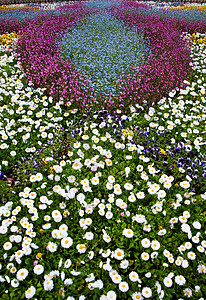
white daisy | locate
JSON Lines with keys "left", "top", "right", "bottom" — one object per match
{"left": 129, "top": 271, "right": 141, "bottom": 283}
{"left": 61, "top": 237, "right": 73, "bottom": 249}
{"left": 43, "top": 280, "right": 54, "bottom": 291}
{"left": 119, "top": 281, "right": 129, "bottom": 292}
{"left": 142, "top": 287, "right": 152, "bottom": 298}
{"left": 163, "top": 277, "right": 172, "bottom": 287}
{"left": 16, "top": 268, "right": 28, "bottom": 281}
{"left": 33, "top": 264, "right": 44, "bottom": 275}
{"left": 124, "top": 183, "right": 133, "bottom": 191}
{"left": 113, "top": 249, "right": 124, "bottom": 260}
{"left": 141, "top": 238, "right": 151, "bottom": 248}
{"left": 123, "top": 228, "right": 134, "bottom": 238}
{"left": 3, "top": 242, "right": 12, "bottom": 251}
{"left": 84, "top": 232, "right": 94, "bottom": 240}
{"left": 151, "top": 240, "right": 160, "bottom": 250}
{"left": 187, "top": 251, "right": 196, "bottom": 260}
{"left": 120, "top": 260, "right": 129, "bottom": 269}
{"left": 111, "top": 273, "right": 122, "bottom": 284}
{"left": 141, "top": 252, "right": 150, "bottom": 261}
{"left": 175, "top": 275, "right": 186, "bottom": 285}
{"left": 136, "top": 192, "right": 145, "bottom": 199}
{"left": 76, "top": 244, "right": 87, "bottom": 254}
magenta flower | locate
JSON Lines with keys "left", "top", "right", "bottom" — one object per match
{"left": 33, "top": 260, "right": 38, "bottom": 266}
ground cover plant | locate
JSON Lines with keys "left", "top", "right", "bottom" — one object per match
{"left": 0, "top": 0, "right": 206, "bottom": 299}
{"left": 10, "top": 0, "right": 206, "bottom": 115}
{"left": 59, "top": 13, "right": 148, "bottom": 96}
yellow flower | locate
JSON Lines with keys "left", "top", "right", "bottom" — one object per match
{"left": 42, "top": 158, "right": 47, "bottom": 164}
{"left": 36, "top": 253, "right": 42, "bottom": 259}
{"left": 160, "top": 148, "right": 166, "bottom": 155}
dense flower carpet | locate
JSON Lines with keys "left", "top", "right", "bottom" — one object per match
{"left": 0, "top": 0, "right": 206, "bottom": 299}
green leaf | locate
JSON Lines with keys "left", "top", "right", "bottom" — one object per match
{"left": 25, "top": 258, "right": 31, "bottom": 265}
{"left": 1, "top": 294, "right": 9, "bottom": 300}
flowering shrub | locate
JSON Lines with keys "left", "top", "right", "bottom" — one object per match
{"left": 0, "top": 2, "right": 206, "bottom": 299}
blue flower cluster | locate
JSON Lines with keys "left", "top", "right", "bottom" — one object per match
{"left": 166, "top": 9, "right": 206, "bottom": 22}
{"left": 121, "top": 5, "right": 206, "bottom": 23}
{"left": 0, "top": 9, "right": 49, "bottom": 21}
{"left": 83, "top": 0, "right": 121, "bottom": 10}
{"left": 60, "top": 13, "right": 148, "bottom": 96}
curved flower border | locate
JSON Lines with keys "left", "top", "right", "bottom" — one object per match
{"left": 14, "top": 0, "right": 206, "bottom": 115}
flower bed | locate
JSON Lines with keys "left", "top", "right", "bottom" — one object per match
{"left": 0, "top": 1, "right": 206, "bottom": 299}
{"left": 13, "top": 0, "right": 206, "bottom": 114}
